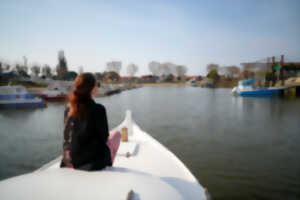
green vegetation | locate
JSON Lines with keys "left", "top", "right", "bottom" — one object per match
{"left": 207, "top": 69, "right": 220, "bottom": 82}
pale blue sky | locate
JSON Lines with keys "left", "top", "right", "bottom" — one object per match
{"left": 1, "top": 0, "right": 300, "bottom": 75}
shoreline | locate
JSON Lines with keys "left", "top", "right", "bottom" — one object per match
{"left": 26, "top": 84, "right": 235, "bottom": 93}
{"left": 139, "top": 82, "right": 187, "bottom": 87}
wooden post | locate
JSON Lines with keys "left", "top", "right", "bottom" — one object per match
{"left": 280, "top": 55, "right": 285, "bottom": 86}
{"left": 265, "top": 57, "right": 271, "bottom": 87}
{"left": 122, "top": 127, "right": 128, "bottom": 142}
{"left": 271, "top": 56, "right": 276, "bottom": 86}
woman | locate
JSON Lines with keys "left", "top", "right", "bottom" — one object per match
{"left": 60, "top": 73, "right": 121, "bottom": 171}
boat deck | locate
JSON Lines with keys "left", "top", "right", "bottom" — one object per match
{"left": 0, "top": 111, "right": 208, "bottom": 200}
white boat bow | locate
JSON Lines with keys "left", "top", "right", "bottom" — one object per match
{"left": 0, "top": 110, "right": 209, "bottom": 200}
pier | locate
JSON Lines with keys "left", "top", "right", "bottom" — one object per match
{"left": 241, "top": 55, "right": 300, "bottom": 97}
{"left": 281, "top": 77, "right": 300, "bottom": 97}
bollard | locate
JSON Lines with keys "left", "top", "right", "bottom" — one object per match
{"left": 122, "top": 127, "right": 128, "bottom": 142}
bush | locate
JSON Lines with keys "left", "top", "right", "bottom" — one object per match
{"left": 207, "top": 69, "right": 220, "bottom": 82}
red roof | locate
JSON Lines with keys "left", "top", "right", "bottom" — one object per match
{"left": 120, "top": 76, "right": 130, "bottom": 79}
{"left": 184, "top": 75, "right": 201, "bottom": 79}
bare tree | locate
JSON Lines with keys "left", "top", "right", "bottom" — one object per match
{"left": 159, "top": 62, "right": 173, "bottom": 76}
{"left": 31, "top": 65, "right": 41, "bottom": 77}
{"left": 148, "top": 61, "right": 160, "bottom": 76}
{"left": 176, "top": 65, "right": 188, "bottom": 78}
{"left": 15, "top": 64, "right": 22, "bottom": 73}
{"left": 78, "top": 66, "right": 84, "bottom": 74}
{"left": 127, "top": 63, "right": 138, "bottom": 77}
{"left": 42, "top": 65, "right": 52, "bottom": 78}
{"left": 4, "top": 64, "right": 10, "bottom": 71}
{"left": 223, "top": 65, "right": 240, "bottom": 78}
{"left": 106, "top": 61, "right": 122, "bottom": 74}
{"left": 23, "top": 56, "right": 28, "bottom": 68}
{"left": 21, "top": 66, "right": 28, "bottom": 74}
{"left": 158, "top": 63, "right": 165, "bottom": 76}
{"left": 51, "top": 67, "right": 57, "bottom": 76}
{"left": 164, "top": 62, "right": 177, "bottom": 76}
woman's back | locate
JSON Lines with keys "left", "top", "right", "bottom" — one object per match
{"left": 60, "top": 73, "right": 112, "bottom": 170}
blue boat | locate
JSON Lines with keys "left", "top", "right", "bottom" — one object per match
{"left": 232, "top": 79, "right": 284, "bottom": 96}
{"left": 0, "top": 86, "right": 46, "bottom": 108}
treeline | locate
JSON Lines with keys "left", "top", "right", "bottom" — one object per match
{"left": 0, "top": 50, "right": 75, "bottom": 80}
{"left": 205, "top": 63, "right": 268, "bottom": 81}
{"left": 0, "top": 51, "right": 189, "bottom": 83}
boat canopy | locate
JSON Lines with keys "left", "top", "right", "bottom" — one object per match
{"left": 238, "top": 79, "right": 254, "bottom": 86}
{"left": 0, "top": 86, "right": 27, "bottom": 94}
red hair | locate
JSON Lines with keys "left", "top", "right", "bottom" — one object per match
{"left": 67, "top": 73, "right": 96, "bottom": 119}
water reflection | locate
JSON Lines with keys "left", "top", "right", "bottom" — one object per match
{"left": 1, "top": 87, "right": 300, "bottom": 200}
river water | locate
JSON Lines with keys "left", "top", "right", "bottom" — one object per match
{"left": 0, "top": 87, "right": 300, "bottom": 200}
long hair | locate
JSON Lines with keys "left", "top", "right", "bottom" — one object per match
{"left": 67, "top": 73, "right": 96, "bottom": 119}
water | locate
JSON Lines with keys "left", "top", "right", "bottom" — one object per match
{"left": 0, "top": 87, "right": 300, "bottom": 200}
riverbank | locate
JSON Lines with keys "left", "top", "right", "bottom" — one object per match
{"left": 27, "top": 83, "right": 141, "bottom": 98}
{"left": 140, "top": 82, "right": 187, "bottom": 87}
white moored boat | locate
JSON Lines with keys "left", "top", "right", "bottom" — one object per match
{"left": 232, "top": 79, "right": 284, "bottom": 97}
{"left": 0, "top": 85, "right": 46, "bottom": 108}
{"left": 0, "top": 110, "right": 209, "bottom": 200}
{"left": 38, "top": 83, "right": 70, "bottom": 101}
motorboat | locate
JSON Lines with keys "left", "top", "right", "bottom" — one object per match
{"left": 38, "top": 83, "right": 69, "bottom": 101}
{"left": 0, "top": 110, "right": 209, "bottom": 200}
{"left": 0, "top": 85, "right": 46, "bottom": 108}
{"left": 232, "top": 79, "right": 284, "bottom": 96}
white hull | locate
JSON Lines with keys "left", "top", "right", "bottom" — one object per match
{"left": 0, "top": 111, "right": 208, "bottom": 200}
{"left": 0, "top": 86, "right": 45, "bottom": 107}
{"left": 0, "top": 98, "right": 44, "bottom": 104}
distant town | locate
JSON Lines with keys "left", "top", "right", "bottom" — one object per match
{"left": 1, "top": 50, "right": 300, "bottom": 92}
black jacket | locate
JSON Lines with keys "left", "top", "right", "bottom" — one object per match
{"left": 60, "top": 98, "right": 112, "bottom": 170}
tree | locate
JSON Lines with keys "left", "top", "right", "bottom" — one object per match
{"left": 16, "top": 64, "right": 29, "bottom": 78}
{"left": 206, "top": 63, "right": 219, "bottom": 74}
{"left": 78, "top": 66, "right": 84, "bottom": 74}
{"left": 222, "top": 65, "right": 240, "bottom": 79}
{"left": 207, "top": 69, "right": 220, "bottom": 82}
{"left": 160, "top": 63, "right": 172, "bottom": 76}
{"left": 176, "top": 65, "right": 188, "bottom": 79}
{"left": 148, "top": 61, "right": 160, "bottom": 76}
{"left": 4, "top": 64, "right": 10, "bottom": 71}
{"left": 21, "top": 66, "right": 28, "bottom": 74}
{"left": 103, "top": 71, "right": 120, "bottom": 82}
{"left": 164, "top": 74, "right": 175, "bottom": 82}
{"left": 0, "top": 62, "right": 2, "bottom": 74}
{"left": 31, "top": 65, "right": 41, "bottom": 77}
{"left": 15, "top": 64, "right": 21, "bottom": 73}
{"left": 42, "top": 65, "right": 52, "bottom": 78}
{"left": 127, "top": 63, "right": 138, "bottom": 77}
{"left": 106, "top": 61, "right": 122, "bottom": 75}
{"left": 56, "top": 50, "right": 68, "bottom": 79}
{"left": 95, "top": 72, "right": 104, "bottom": 81}
{"left": 63, "top": 71, "right": 78, "bottom": 81}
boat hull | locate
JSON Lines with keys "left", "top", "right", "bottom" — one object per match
{"left": 0, "top": 110, "right": 208, "bottom": 199}
{"left": 0, "top": 86, "right": 46, "bottom": 108}
{"left": 232, "top": 80, "right": 284, "bottom": 97}
{"left": 39, "top": 94, "right": 66, "bottom": 101}
{"left": 239, "top": 88, "right": 283, "bottom": 96}
{"left": 0, "top": 100, "right": 46, "bottom": 108}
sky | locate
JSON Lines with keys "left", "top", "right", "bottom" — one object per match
{"left": 0, "top": 0, "right": 300, "bottom": 76}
